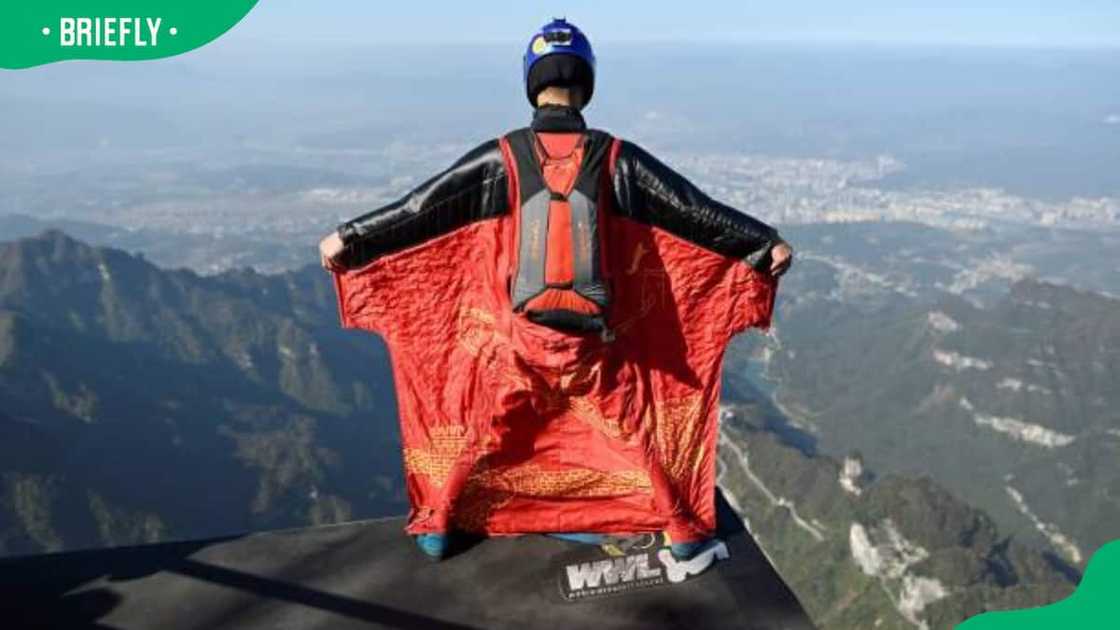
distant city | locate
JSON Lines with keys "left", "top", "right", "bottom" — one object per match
{"left": 2, "top": 40, "right": 1118, "bottom": 630}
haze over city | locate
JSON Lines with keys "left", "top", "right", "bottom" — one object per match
{"left": 2, "top": 5, "right": 1118, "bottom": 629}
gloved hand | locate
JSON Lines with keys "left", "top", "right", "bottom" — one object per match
{"left": 769, "top": 240, "right": 793, "bottom": 278}
{"left": 319, "top": 231, "right": 346, "bottom": 272}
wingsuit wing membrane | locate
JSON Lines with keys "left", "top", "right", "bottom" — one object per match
{"left": 333, "top": 128, "right": 781, "bottom": 543}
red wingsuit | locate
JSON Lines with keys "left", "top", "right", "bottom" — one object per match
{"left": 332, "top": 106, "right": 784, "bottom": 543}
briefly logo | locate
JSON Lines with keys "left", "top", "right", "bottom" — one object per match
{"left": 0, "top": 1, "right": 259, "bottom": 70}
{"left": 48, "top": 17, "right": 174, "bottom": 48}
{"left": 531, "top": 35, "right": 548, "bottom": 55}
{"left": 558, "top": 539, "right": 730, "bottom": 602}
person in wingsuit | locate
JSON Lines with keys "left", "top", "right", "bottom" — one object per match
{"left": 319, "top": 18, "right": 793, "bottom": 561}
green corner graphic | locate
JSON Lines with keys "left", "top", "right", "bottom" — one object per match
{"left": 958, "top": 539, "right": 1119, "bottom": 629}
{"left": 1, "top": 1, "right": 258, "bottom": 69}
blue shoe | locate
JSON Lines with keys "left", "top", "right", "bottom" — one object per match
{"left": 546, "top": 532, "right": 607, "bottom": 545}
{"left": 415, "top": 533, "right": 449, "bottom": 560}
{"left": 669, "top": 537, "right": 716, "bottom": 561}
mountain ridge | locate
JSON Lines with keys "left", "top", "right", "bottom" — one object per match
{"left": 0, "top": 230, "right": 406, "bottom": 556}
{"left": 0, "top": 231, "right": 1087, "bottom": 629}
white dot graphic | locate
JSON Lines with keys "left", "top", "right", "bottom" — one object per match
{"left": 41, "top": 27, "right": 50, "bottom": 36}
{"left": 169, "top": 27, "right": 178, "bottom": 36}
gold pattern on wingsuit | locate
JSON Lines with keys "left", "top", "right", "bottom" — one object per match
{"left": 640, "top": 270, "right": 670, "bottom": 314}
{"left": 472, "top": 464, "right": 653, "bottom": 498}
{"left": 453, "top": 483, "right": 513, "bottom": 533}
{"left": 534, "top": 361, "right": 636, "bottom": 441}
{"left": 611, "top": 268, "right": 670, "bottom": 337}
{"left": 402, "top": 424, "right": 470, "bottom": 488}
{"left": 453, "top": 459, "right": 655, "bottom": 532}
{"left": 569, "top": 395, "right": 629, "bottom": 440}
{"left": 652, "top": 394, "right": 705, "bottom": 486}
{"left": 457, "top": 306, "right": 499, "bottom": 356}
{"left": 557, "top": 362, "right": 595, "bottom": 392}
{"left": 625, "top": 242, "right": 648, "bottom": 275}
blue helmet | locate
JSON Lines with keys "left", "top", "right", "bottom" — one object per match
{"left": 523, "top": 18, "right": 596, "bottom": 108}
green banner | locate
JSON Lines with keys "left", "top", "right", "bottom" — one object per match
{"left": 1, "top": 0, "right": 258, "bottom": 69}
{"left": 958, "top": 539, "right": 1118, "bottom": 629}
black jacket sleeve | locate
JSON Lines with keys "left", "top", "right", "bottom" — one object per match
{"left": 611, "top": 140, "right": 786, "bottom": 272}
{"left": 334, "top": 139, "right": 509, "bottom": 269}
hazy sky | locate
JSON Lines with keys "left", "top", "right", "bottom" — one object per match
{"left": 235, "top": 1, "right": 1119, "bottom": 48}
